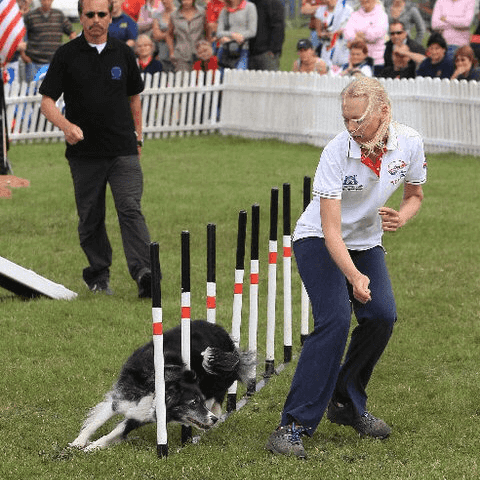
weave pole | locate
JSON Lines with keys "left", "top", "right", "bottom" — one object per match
{"left": 265, "top": 188, "right": 278, "bottom": 378}
{"left": 150, "top": 242, "right": 168, "bottom": 458}
{"left": 283, "top": 183, "right": 292, "bottom": 363}
{"left": 247, "top": 204, "right": 260, "bottom": 396}
{"left": 181, "top": 231, "right": 192, "bottom": 444}
{"left": 301, "top": 176, "right": 311, "bottom": 345}
{"left": 206, "top": 223, "right": 216, "bottom": 324}
{"left": 227, "top": 210, "right": 247, "bottom": 412}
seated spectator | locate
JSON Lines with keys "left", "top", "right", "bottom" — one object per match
{"left": 339, "top": 40, "right": 373, "bottom": 77}
{"left": 384, "top": 20, "right": 426, "bottom": 69}
{"left": 292, "top": 38, "right": 329, "bottom": 74}
{"left": 451, "top": 45, "right": 480, "bottom": 81}
{"left": 217, "top": 0, "right": 258, "bottom": 70}
{"left": 432, "top": 0, "right": 476, "bottom": 58}
{"left": 379, "top": 50, "right": 416, "bottom": 78}
{"left": 343, "top": 0, "right": 388, "bottom": 76}
{"left": 388, "top": 0, "right": 426, "bottom": 43}
{"left": 417, "top": 32, "right": 455, "bottom": 79}
{"left": 193, "top": 40, "right": 219, "bottom": 74}
{"left": 136, "top": 34, "right": 163, "bottom": 74}
{"left": 110, "top": 0, "right": 139, "bottom": 47}
{"left": 314, "top": 0, "right": 353, "bottom": 69}
{"left": 137, "top": 0, "right": 165, "bottom": 36}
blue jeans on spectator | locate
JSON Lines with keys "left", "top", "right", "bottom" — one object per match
{"left": 280, "top": 237, "right": 397, "bottom": 434}
{"left": 25, "top": 61, "right": 48, "bottom": 83}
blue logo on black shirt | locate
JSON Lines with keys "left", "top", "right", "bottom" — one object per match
{"left": 111, "top": 67, "right": 122, "bottom": 80}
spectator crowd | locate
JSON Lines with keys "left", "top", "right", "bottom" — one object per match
{"left": 4, "top": 0, "right": 480, "bottom": 82}
{"left": 299, "top": 0, "right": 480, "bottom": 80}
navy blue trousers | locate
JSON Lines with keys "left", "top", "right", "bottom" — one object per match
{"left": 281, "top": 237, "right": 396, "bottom": 434}
{"left": 67, "top": 155, "right": 151, "bottom": 285}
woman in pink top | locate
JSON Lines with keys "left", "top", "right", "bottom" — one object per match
{"left": 344, "top": 0, "right": 388, "bottom": 75}
{"left": 431, "top": 0, "right": 475, "bottom": 51}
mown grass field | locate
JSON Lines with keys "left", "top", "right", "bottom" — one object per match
{"left": 1, "top": 134, "right": 479, "bottom": 479}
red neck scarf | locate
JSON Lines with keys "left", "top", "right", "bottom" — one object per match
{"left": 138, "top": 56, "right": 152, "bottom": 70}
{"left": 360, "top": 145, "right": 387, "bottom": 177}
{"left": 226, "top": 0, "right": 247, "bottom": 13}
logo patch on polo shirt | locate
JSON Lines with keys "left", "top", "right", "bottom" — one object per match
{"left": 387, "top": 159, "right": 407, "bottom": 176}
{"left": 111, "top": 66, "right": 122, "bottom": 80}
{"left": 343, "top": 175, "right": 363, "bottom": 191}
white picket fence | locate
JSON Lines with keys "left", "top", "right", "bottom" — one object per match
{"left": 221, "top": 70, "right": 480, "bottom": 155}
{"left": 5, "top": 70, "right": 480, "bottom": 155}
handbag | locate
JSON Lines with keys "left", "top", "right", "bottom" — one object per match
{"left": 218, "top": 12, "right": 244, "bottom": 69}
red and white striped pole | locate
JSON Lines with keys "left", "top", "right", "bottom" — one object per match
{"left": 206, "top": 223, "right": 216, "bottom": 324}
{"left": 265, "top": 187, "right": 278, "bottom": 378}
{"left": 283, "top": 183, "right": 292, "bottom": 363}
{"left": 301, "top": 176, "right": 311, "bottom": 345}
{"left": 150, "top": 242, "right": 168, "bottom": 458}
{"left": 181, "top": 231, "right": 192, "bottom": 443}
{"left": 247, "top": 204, "right": 260, "bottom": 396}
{"left": 227, "top": 210, "right": 247, "bottom": 413}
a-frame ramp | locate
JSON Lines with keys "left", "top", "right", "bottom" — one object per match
{"left": 0, "top": 256, "right": 77, "bottom": 300}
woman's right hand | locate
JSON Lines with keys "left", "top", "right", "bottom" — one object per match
{"left": 351, "top": 272, "right": 372, "bottom": 304}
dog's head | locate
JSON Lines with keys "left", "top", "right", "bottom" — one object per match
{"left": 165, "top": 367, "right": 218, "bottom": 430}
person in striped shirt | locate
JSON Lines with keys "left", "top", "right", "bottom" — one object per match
{"left": 22, "top": 0, "right": 76, "bottom": 82}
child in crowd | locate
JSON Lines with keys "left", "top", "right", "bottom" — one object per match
{"left": 136, "top": 34, "right": 163, "bottom": 74}
{"left": 193, "top": 40, "right": 219, "bottom": 74}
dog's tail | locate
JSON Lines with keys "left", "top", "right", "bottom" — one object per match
{"left": 201, "top": 347, "right": 256, "bottom": 384}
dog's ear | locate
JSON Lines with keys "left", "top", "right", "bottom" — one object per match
{"left": 183, "top": 369, "right": 197, "bottom": 383}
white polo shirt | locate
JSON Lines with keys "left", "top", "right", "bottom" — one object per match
{"left": 293, "top": 122, "right": 427, "bottom": 250}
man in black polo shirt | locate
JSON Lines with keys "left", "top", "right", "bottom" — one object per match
{"left": 39, "top": 0, "right": 153, "bottom": 298}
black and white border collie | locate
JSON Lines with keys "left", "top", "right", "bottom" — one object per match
{"left": 70, "top": 320, "right": 255, "bottom": 450}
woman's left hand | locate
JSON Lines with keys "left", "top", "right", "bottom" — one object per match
{"left": 379, "top": 207, "right": 404, "bottom": 231}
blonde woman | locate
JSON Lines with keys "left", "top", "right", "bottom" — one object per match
{"left": 266, "top": 77, "right": 426, "bottom": 458}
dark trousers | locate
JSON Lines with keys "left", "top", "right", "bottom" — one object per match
{"left": 281, "top": 237, "right": 396, "bottom": 434}
{"left": 67, "top": 154, "right": 151, "bottom": 285}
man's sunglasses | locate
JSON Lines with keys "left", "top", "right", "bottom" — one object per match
{"left": 85, "top": 11, "right": 109, "bottom": 18}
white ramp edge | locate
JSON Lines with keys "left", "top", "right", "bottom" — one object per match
{"left": 0, "top": 256, "right": 77, "bottom": 300}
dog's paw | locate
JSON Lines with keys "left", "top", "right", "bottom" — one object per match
{"left": 68, "top": 440, "right": 87, "bottom": 449}
{"left": 83, "top": 443, "right": 101, "bottom": 452}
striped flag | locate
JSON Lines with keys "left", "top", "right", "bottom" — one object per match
{"left": 0, "top": 0, "right": 26, "bottom": 65}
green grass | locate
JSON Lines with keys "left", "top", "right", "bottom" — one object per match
{"left": 1, "top": 136, "right": 480, "bottom": 479}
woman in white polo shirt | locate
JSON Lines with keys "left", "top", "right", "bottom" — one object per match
{"left": 266, "top": 77, "right": 427, "bottom": 458}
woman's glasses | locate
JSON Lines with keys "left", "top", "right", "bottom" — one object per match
{"left": 85, "top": 11, "right": 108, "bottom": 18}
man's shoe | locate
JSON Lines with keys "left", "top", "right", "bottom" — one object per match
{"left": 137, "top": 269, "right": 152, "bottom": 298}
{"left": 265, "top": 423, "right": 309, "bottom": 458}
{"left": 327, "top": 400, "right": 391, "bottom": 439}
{"left": 86, "top": 280, "right": 113, "bottom": 295}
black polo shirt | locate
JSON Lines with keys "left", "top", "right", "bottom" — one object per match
{"left": 39, "top": 34, "right": 144, "bottom": 157}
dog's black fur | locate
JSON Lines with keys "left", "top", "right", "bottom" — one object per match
{"left": 70, "top": 320, "right": 254, "bottom": 450}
